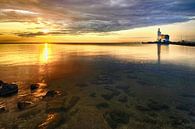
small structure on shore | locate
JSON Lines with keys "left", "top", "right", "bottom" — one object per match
{"left": 157, "top": 28, "right": 170, "bottom": 43}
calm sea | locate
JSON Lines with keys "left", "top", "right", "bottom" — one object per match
{"left": 0, "top": 43, "right": 195, "bottom": 129}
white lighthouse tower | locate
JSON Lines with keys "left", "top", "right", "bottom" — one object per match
{"left": 157, "top": 28, "right": 161, "bottom": 42}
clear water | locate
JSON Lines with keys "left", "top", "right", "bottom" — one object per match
{"left": 0, "top": 43, "right": 195, "bottom": 129}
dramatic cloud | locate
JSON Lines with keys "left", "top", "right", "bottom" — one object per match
{"left": 0, "top": 0, "right": 195, "bottom": 36}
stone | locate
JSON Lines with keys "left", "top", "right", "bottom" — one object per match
{"left": 104, "top": 110, "right": 129, "bottom": 129}
{"left": 0, "top": 80, "right": 4, "bottom": 85}
{"left": 147, "top": 100, "right": 169, "bottom": 111}
{"left": 17, "top": 101, "right": 33, "bottom": 110}
{"left": 169, "top": 114, "right": 190, "bottom": 127}
{"left": 65, "top": 96, "right": 80, "bottom": 111}
{"left": 44, "top": 90, "right": 59, "bottom": 98}
{"left": 37, "top": 113, "right": 64, "bottom": 129}
{"left": 101, "top": 90, "right": 120, "bottom": 100}
{"left": 89, "top": 92, "right": 96, "bottom": 97}
{"left": 118, "top": 95, "right": 128, "bottom": 103}
{"left": 0, "top": 106, "right": 6, "bottom": 113}
{"left": 30, "top": 83, "right": 40, "bottom": 91}
{"left": 136, "top": 105, "right": 151, "bottom": 112}
{"left": 189, "top": 110, "right": 195, "bottom": 116}
{"left": 96, "top": 102, "right": 110, "bottom": 109}
{"left": 0, "top": 83, "right": 18, "bottom": 97}
{"left": 46, "top": 99, "right": 65, "bottom": 113}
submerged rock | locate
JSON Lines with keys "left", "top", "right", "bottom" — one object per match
{"left": 136, "top": 105, "right": 151, "bottom": 112}
{"left": 0, "top": 80, "right": 4, "bottom": 85}
{"left": 46, "top": 99, "right": 65, "bottom": 113}
{"left": 0, "top": 82, "right": 18, "bottom": 97}
{"left": 101, "top": 90, "right": 120, "bottom": 100}
{"left": 147, "top": 100, "right": 169, "bottom": 111}
{"left": 189, "top": 110, "right": 195, "bottom": 116}
{"left": 89, "top": 92, "right": 96, "bottom": 97}
{"left": 65, "top": 96, "right": 80, "bottom": 111}
{"left": 118, "top": 95, "right": 128, "bottom": 103}
{"left": 96, "top": 102, "right": 110, "bottom": 109}
{"left": 104, "top": 110, "right": 129, "bottom": 129}
{"left": 38, "top": 113, "right": 64, "bottom": 129}
{"left": 30, "top": 83, "right": 40, "bottom": 91}
{"left": 17, "top": 101, "right": 33, "bottom": 110}
{"left": 169, "top": 114, "right": 190, "bottom": 127}
{"left": 0, "top": 105, "right": 6, "bottom": 113}
{"left": 44, "top": 90, "right": 59, "bottom": 98}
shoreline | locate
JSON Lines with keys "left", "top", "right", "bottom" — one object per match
{"left": 143, "top": 41, "right": 195, "bottom": 46}
{"left": 0, "top": 42, "right": 195, "bottom": 47}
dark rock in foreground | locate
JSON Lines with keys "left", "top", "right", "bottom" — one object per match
{"left": 189, "top": 110, "right": 195, "bottom": 116}
{"left": 17, "top": 101, "right": 33, "bottom": 110}
{"left": 136, "top": 105, "right": 151, "bottom": 112}
{"left": 101, "top": 90, "right": 120, "bottom": 100}
{"left": 118, "top": 95, "right": 128, "bottom": 103}
{"left": 0, "top": 82, "right": 18, "bottom": 97}
{"left": 148, "top": 100, "right": 169, "bottom": 111}
{"left": 30, "top": 83, "right": 40, "bottom": 91}
{"left": 65, "top": 96, "right": 80, "bottom": 111}
{"left": 104, "top": 110, "right": 129, "bottom": 129}
{"left": 44, "top": 90, "right": 59, "bottom": 98}
{"left": 0, "top": 106, "right": 6, "bottom": 113}
{"left": 89, "top": 92, "right": 96, "bottom": 97}
{"left": 169, "top": 114, "right": 190, "bottom": 127}
{"left": 37, "top": 113, "right": 64, "bottom": 129}
{"left": 96, "top": 102, "right": 110, "bottom": 109}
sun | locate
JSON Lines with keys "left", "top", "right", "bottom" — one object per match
{"left": 42, "top": 29, "right": 50, "bottom": 34}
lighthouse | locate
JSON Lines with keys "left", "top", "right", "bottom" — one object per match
{"left": 157, "top": 28, "right": 170, "bottom": 44}
{"left": 157, "top": 28, "right": 161, "bottom": 42}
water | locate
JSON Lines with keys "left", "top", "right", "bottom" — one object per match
{"left": 0, "top": 43, "right": 195, "bottom": 129}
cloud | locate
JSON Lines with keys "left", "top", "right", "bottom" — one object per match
{"left": 15, "top": 32, "right": 45, "bottom": 37}
{"left": 14, "top": 29, "right": 78, "bottom": 37}
{"left": 1, "top": 0, "right": 195, "bottom": 35}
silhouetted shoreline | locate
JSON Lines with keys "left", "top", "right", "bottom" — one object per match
{"left": 143, "top": 41, "right": 195, "bottom": 46}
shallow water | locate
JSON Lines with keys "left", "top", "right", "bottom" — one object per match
{"left": 0, "top": 43, "right": 195, "bottom": 129}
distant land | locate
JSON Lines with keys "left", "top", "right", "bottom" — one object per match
{"left": 0, "top": 41, "right": 195, "bottom": 46}
{"left": 143, "top": 41, "right": 195, "bottom": 46}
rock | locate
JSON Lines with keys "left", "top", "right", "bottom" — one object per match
{"left": 30, "top": 83, "right": 40, "bottom": 91}
{"left": 176, "top": 104, "right": 192, "bottom": 111}
{"left": 136, "top": 105, "right": 151, "bottom": 112}
{"left": 89, "top": 92, "right": 96, "bottom": 97}
{"left": 68, "top": 108, "right": 110, "bottom": 129}
{"left": 116, "top": 85, "right": 129, "bottom": 91}
{"left": 17, "top": 101, "right": 33, "bottom": 110}
{"left": 169, "top": 114, "right": 190, "bottom": 127}
{"left": 0, "top": 105, "right": 6, "bottom": 113}
{"left": 118, "top": 95, "right": 128, "bottom": 103}
{"left": 0, "top": 80, "right": 4, "bottom": 85}
{"left": 0, "top": 83, "right": 18, "bottom": 97}
{"left": 44, "top": 90, "right": 59, "bottom": 98}
{"left": 189, "top": 110, "right": 195, "bottom": 116}
{"left": 101, "top": 90, "right": 120, "bottom": 100}
{"left": 76, "top": 83, "right": 88, "bottom": 87}
{"left": 37, "top": 113, "right": 64, "bottom": 129}
{"left": 46, "top": 99, "right": 65, "bottom": 113}
{"left": 96, "top": 102, "right": 110, "bottom": 109}
{"left": 65, "top": 96, "right": 80, "bottom": 111}
{"left": 104, "top": 110, "right": 129, "bottom": 129}
{"left": 147, "top": 100, "right": 169, "bottom": 111}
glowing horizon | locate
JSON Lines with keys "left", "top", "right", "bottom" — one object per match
{"left": 0, "top": 0, "right": 195, "bottom": 43}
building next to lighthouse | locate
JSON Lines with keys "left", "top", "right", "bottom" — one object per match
{"left": 157, "top": 28, "right": 170, "bottom": 44}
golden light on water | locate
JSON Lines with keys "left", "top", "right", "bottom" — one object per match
{"left": 40, "top": 43, "right": 50, "bottom": 64}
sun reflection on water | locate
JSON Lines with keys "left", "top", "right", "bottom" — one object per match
{"left": 40, "top": 43, "right": 50, "bottom": 64}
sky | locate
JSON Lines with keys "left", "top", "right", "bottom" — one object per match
{"left": 0, "top": 0, "right": 195, "bottom": 43}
